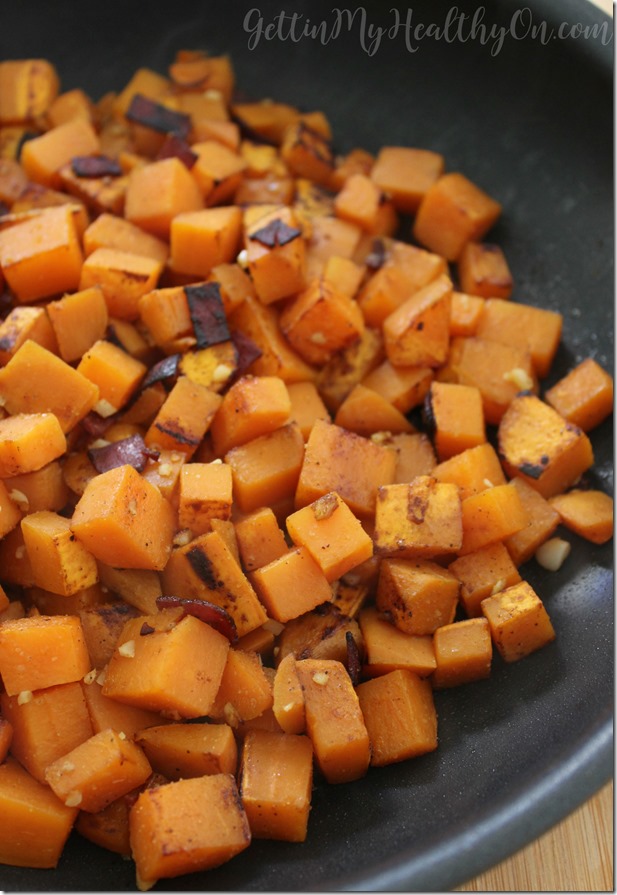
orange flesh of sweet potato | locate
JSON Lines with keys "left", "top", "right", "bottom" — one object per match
{"left": 0, "top": 49, "right": 611, "bottom": 888}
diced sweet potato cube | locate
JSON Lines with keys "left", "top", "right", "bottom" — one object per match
{"left": 280, "top": 121, "right": 334, "bottom": 186}
{"left": 79, "top": 247, "right": 163, "bottom": 321}
{"left": 549, "top": 489, "right": 614, "bottom": 545}
{"left": 81, "top": 678, "right": 162, "bottom": 738}
{"left": 0, "top": 205, "right": 83, "bottom": 302}
{"left": 0, "top": 59, "right": 60, "bottom": 125}
{"left": 432, "top": 441, "right": 506, "bottom": 501}
{"left": 138, "top": 285, "right": 192, "bottom": 350}
{"left": 279, "top": 277, "right": 365, "bottom": 366}
{"left": 45, "top": 727, "right": 152, "bottom": 814}
{"left": 383, "top": 274, "right": 452, "bottom": 368}
{"left": 177, "top": 461, "right": 234, "bottom": 536}
{"left": 78, "top": 602, "right": 141, "bottom": 669}
{"left": 373, "top": 477, "right": 462, "bottom": 559}
{"left": 449, "top": 335, "right": 538, "bottom": 425}
{"left": 334, "top": 172, "right": 389, "bottom": 232}
{"left": 362, "top": 360, "right": 433, "bottom": 415}
{"left": 161, "top": 530, "right": 268, "bottom": 638}
{"left": 0, "top": 614, "right": 91, "bottom": 696}
{"left": 0, "top": 305, "right": 58, "bottom": 365}
{"left": 71, "top": 464, "right": 175, "bottom": 571}
{"left": 481, "top": 580, "right": 555, "bottom": 662}
{"left": 240, "top": 729, "right": 313, "bottom": 841}
{"left": 449, "top": 291, "right": 484, "bottom": 337}
{"left": 448, "top": 541, "right": 522, "bottom": 618}
{"left": 413, "top": 172, "right": 502, "bottom": 261}
{"left": 457, "top": 242, "right": 513, "bottom": 299}
{"left": 191, "top": 139, "right": 247, "bottom": 205}
{"left": 135, "top": 722, "right": 237, "bottom": 780}
{"left": 295, "top": 658, "right": 369, "bottom": 784}
{"left": 460, "top": 482, "right": 529, "bottom": 555}
{"left": 124, "top": 157, "right": 203, "bottom": 240}
{"left": 129, "top": 773, "right": 251, "bottom": 889}
{"left": 21, "top": 510, "right": 98, "bottom": 597}
{"left": 77, "top": 339, "right": 146, "bottom": 412}
{"left": 170, "top": 206, "right": 242, "bottom": 278}
{"left": 0, "top": 756, "right": 78, "bottom": 869}
{"left": 225, "top": 422, "right": 305, "bottom": 515}
{"left": 369, "top": 146, "right": 444, "bottom": 214}
{"left": 286, "top": 491, "right": 374, "bottom": 583}
{"left": 476, "top": 298, "right": 562, "bottom": 379}
{"left": 244, "top": 205, "right": 307, "bottom": 304}
{"left": 386, "top": 431, "right": 437, "bottom": 483}
{"left": 286, "top": 381, "right": 330, "bottom": 440}
{"left": 83, "top": 213, "right": 169, "bottom": 265}
{"left": 234, "top": 507, "right": 288, "bottom": 572}
{"left": 334, "top": 384, "right": 415, "bottom": 437}
{"left": 210, "top": 374, "right": 291, "bottom": 457}
{"left": 503, "top": 477, "right": 560, "bottom": 565}
{"left": 145, "top": 375, "right": 222, "bottom": 459}
{"left": 376, "top": 557, "right": 459, "bottom": 635}
{"left": 358, "top": 239, "right": 447, "bottom": 328}
{"left": 425, "top": 380, "right": 486, "bottom": 461}
{"left": 229, "top": 293, "right": 316, "bottom": 384}
{"left": 544, "top": 357, "right": 614, "bottom": 432}
{"left": 315, "top": 325, "right": 385, "bottom": 413}
{"left": 358, "top": 606, "right": 436, "bottom": 678}
{"left": 20, "top": 118, "right": 99, "bottom": 189}
{"left": 251, "top": 546, "right": 333, "bottom": 623}
{"left": 47, "top": 87, "right": 93, "bottom": 128}
{"left": 295, "top": 419, "right": 397, "bottom": 518}
{"left": 0, "top": 477, "right": 23, "bottom": 538}
{"left": 1, "top": 681, "right": 93, "bottom": 783}
{"left": 432, "top": 617, "right": 492, "bottom": 688}
{"left": 356, "top": 668, "right": 437, "bottom": 766}
{"left": 498, "top": 394, "right": 594, "bottom": 499}
{"left": 209, "top": 648, "right": 273, "bottom": 723}
{"left": 271, "top": 652, "right": 306, "bottom": 735}
{"left": 47, "top": 286, "right": 109, "bottom": 363}
{"left": 0, "top": 340, "right": 99, "bottom": 433}
{"left": 102, "top": 609, "right": 230, "bottom": 717}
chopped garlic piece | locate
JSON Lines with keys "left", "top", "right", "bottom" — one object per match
{"left": 312, "top": 671, "right": 329, "bottom": 685}
{"left": 535, "top": 537, "right": 571, "bottom": 571}
{"left": 118, "top": 639, "right": 136, "bottom": 658}
{"left": 9, "top": 488, "right": 29, "bottom": 508}
{"left": 490, "top": 578, "right": 507, "bottom": 596}
{"left": 17, "top": 690, "right": 33, "bottom": 705}
{"left": 64, "top": 791, "right": 83, "bottom": 808}
{"left": 503, "top": 367, "right": 534, "bottom": 391}
{"left": 212, "top": 363, "right": 234, "bottom": 383}
{"left": 310, "top": 331, "right": 327, "bottom": 345}
{"left": 94, "top": 399, "right": 118, "bottom": 418}
{"left": 236, "top": 249, "right": 249, "bottom": 268}
{"left": 83, "top": 668, "right": 97, "bottom": 685}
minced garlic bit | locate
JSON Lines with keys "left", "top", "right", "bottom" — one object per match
{"left": 309, "top": 331, "right": 327, "bottom": 344}
{"left": 203, "top": 88, "right": 223, "bottom": 101}
{"left": 370, "top": 430, "right": 391, "bottom": 444}
{"left": 490, "top": 577, "right": 507, "bottom": 596}
{"left": 96, "top": 669, "right": 107, "bottom": 686}
{"left": 223, "top": 702, "right": 241, "bottom": 729}
{"left": 90, "top": 437, "right": 111, "bottom": 450}
{"left": 312, "top": 671, "right": 329, "bottom": 685}
{"left": 118, "top": 639, "right": 136, "bottom": 658}
{"left": 83, "top": 668, "right": 97, "bottom": 685}
{"left": 17, "top": 690, "right": 33, "bottom": 705}
{"left": 283, "top": 702, "right": 296, "bottom": 713}
{"left": 312, "top": 491, "right": 338, "bottom": 521}
{"left": 173, "top": 529, "right": 192, "bottom": 547}
{"left": 210, "top": 457, "right": 223, "bottom": 465}
{"left": 483, "top": 478, "right": 494, "bottom": 489}
{"left": 64, "top": 791, "right": 83, "bottom": 808}
{"left": 503, "top": 367, "right": 534, "bottom": 391}
{"left": 118, "top": 730, "right": 127, "bottom": 740}
{"left": 8, "top": 488, "right": 29, "bottom": 509}
{"left": 94, "top": 398, "right": 118, "bottom": 418}
{"left": 59, "top": 760, "right": 76, "bottom": 774}
{"left": 212, "top": 363, "right": 234, "bottom": 383}
{"left": 236, "top": 248, "right": 249, "bottom": 268}
{"left": 535, "top": 537, "right": 571, "bottom": 572}
{"left": 158, "top": 462, "right": 173, "bottom": 477}
{"left": 127, "top": 498, "right": 138, "bottom": 516}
